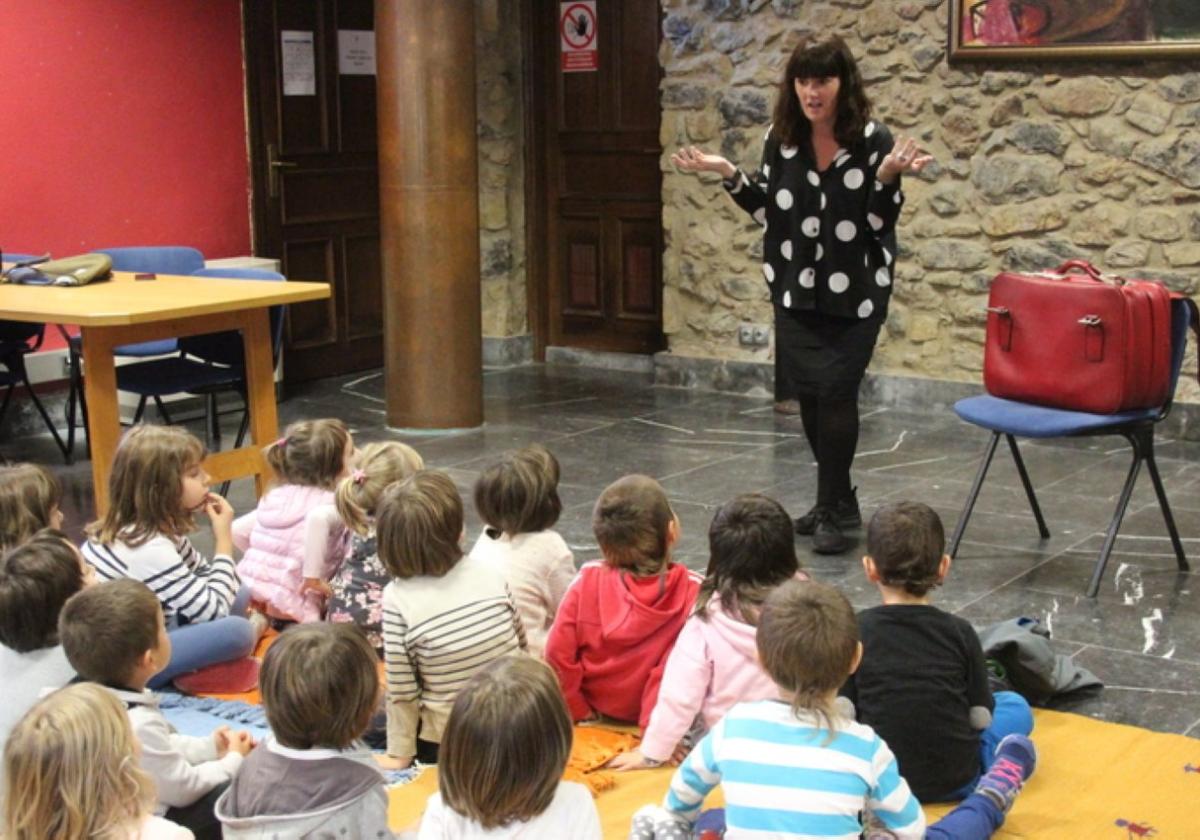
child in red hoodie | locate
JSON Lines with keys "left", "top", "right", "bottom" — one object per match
{"left": 545, "top": 475, "right": 702, "bottom": 729}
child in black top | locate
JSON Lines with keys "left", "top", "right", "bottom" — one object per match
{"left": 841, "top": 501, "right": 1034, "bottom": 802}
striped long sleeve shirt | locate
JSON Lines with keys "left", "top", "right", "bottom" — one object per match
{"left": 664, "top": 700, "right": 925, "bottom": 840}
{"left": 82, "top": 534, "right": 239, "bottom": 625}
{"left": 382, "top": 553, "right": 526, "bottom": 759}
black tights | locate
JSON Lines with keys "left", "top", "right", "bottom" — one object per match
{"left": 798, "top": 396, "right": 859, "bottom": 506}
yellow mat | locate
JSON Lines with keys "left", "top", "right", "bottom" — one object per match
{"left": 389, "top": 709, "right": 1200, "bottom": 839}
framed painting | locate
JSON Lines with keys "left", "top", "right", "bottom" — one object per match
{"left": 949, "top": 0, "right": 1200, "bottom": 62}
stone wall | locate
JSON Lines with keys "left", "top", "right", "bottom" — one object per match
{"left": 659, "top": 0, "right": 1200, "bottom": 401}
{"left": 476, "top": 0, "right": 527, "bottom": 339}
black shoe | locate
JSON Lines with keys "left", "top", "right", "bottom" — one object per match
{"left": 812, "top": 509, "right": 850, "bottom": 554}
{"left": 794, "top": 489, "right": 862, "bottom": 535}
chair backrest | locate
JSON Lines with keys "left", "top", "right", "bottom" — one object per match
{"left": 0, "top": 253, "right": 48, "bottom": 347}
{"left": 183, "top": 268, "right": 287, "bottom": 368}
{"left": 93, "top": 246, "right": 205, "bottom": 275}
{"left": 2, "top": 252, "right": 42, "bottom": 264}
{"left": 1161, "top": 297, "right": 1192, "bottom": 416}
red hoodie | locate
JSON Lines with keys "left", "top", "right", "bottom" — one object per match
{"left": 544, "top": 560, "right": 702, "bottom": 729}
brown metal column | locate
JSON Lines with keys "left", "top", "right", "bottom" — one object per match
{"left": 376, "top": 0, "right": 483, "bottom": 429}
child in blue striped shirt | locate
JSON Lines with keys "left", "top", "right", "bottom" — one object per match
{"left": 633, "top": 580, "right": 1036, "bottom": 840}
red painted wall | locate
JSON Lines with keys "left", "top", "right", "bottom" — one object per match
{"left": 0, "top": 1, "right": 251, "bottom": 261}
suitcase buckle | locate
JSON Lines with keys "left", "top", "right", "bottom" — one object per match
{"left": 1078, "top": 315, "right": 1102, "bottom": 327}
{"left": 1079, "top": 315, "right": 1104, "bottom": 362}
{"left": 987, "top": 306, "right": 1013, "bottom": 351}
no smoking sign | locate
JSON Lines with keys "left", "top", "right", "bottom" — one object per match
{"left": 560, "top": 1, "right": 598, "bottom": 73}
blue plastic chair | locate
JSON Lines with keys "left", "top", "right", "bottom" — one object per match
{"left": 949, "top": 297, "right": 1193, "bottom": 598}
{"left": 0, "top": 252, "right": 70, "bottom": 460}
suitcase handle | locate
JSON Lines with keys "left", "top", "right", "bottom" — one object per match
{"left": 1054, "top": 260, "right": 1115, "bottom": 283}
{"left": 987, "top": 306, "right": 1013, "bottom": 351}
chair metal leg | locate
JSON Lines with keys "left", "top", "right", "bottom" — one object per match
{"left": 132, "top": 395, "right": 148, "bottom": 424}
{"left": 1143, "top": 435, "right": 1189, "bottom": 573}
{"left": 0, "top": 382, "right": 14, "bottom": 428}
{"left": 1087, "top": 433, "right": 1144, "bottom": 598}
{"left": 949, "top": 432, "right": 1001, "bottom": 558}
{"left": 1005, "top": 434, "right": 1050, "bottom": 539}
{"left": 152, "top": 396, "right": 173, "bottom": 424}
{"left": 208, "top": 393, "right": 222, "bottom": 446}
{"left": 18, "top": 368, "right": 69, "bottom": 461}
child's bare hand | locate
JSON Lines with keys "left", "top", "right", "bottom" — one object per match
{"left": 301, "top": 577, "right": 333, "bottom": 599}
{"left": 212, "top": 725, "right": 232, "bottom": 757}
{"left": 607, "top": 748, "right": 660, "bottom": 772}
{"left": 228, "top": 730, "right": 255, "bottom": 756}
{"left": 204, "top": 493, "right": 235, "bottom": 529}
{"left": 375, "top": 753, "right": 413, "bottom": 770}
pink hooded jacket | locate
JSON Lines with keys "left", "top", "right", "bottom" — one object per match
{"left": 637, "top": 594, "right": 781, "bottom": 762}
{"left": 233, "top": 485, "right": 347, "bottom": 623}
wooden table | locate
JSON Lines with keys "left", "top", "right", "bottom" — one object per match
{"left": 0, "top": 270, "right": 330, "bottom": 512}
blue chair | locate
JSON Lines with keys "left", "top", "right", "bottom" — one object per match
{"left": 64, "top": 246, "right": 205, "bottom": 456}
{"left": 115, "top": 267, "right": 287, "bottom": 491}
{"left": 949, "top": 297, "right": 1193, "bottom": 598}
{"left": 0, "top": 253, "right": 70, "bottom": 460}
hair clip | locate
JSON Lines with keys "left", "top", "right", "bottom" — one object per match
{"left": 352, "top": 468, "right": 366, "bottom": 485}
{"left": 275, "top": 436, "right": 288, "bottom": 449}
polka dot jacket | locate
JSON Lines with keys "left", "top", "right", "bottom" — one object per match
{"left": 723, "top": 121, "right": 904, "bottom": 320}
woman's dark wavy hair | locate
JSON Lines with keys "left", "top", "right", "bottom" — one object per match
{"left": 771, "top": 34, "right": 872, "bottom": 150}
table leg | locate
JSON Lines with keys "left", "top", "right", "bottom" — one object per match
{"left": 79, "top": 327, "right": 121, "bottom": 514}
{"left": 240, "top": 308, "right": 278, "bottom": 496}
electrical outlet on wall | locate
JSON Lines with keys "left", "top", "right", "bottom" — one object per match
{"left": 737, "top": 323, "right": 771, "bottom": 347}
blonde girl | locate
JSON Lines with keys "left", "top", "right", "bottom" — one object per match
{"left": 3, "top": 682, "right": 192, "bottom": 839}
{"left": 233, "top": 418, "right": 354, "bottom": 623}
{"left": 417, "top": 655, "right": 600, "bottom": 838}
{"left": 469, "top": 444, "right": 575, "bottom": 657}
{"left": 82, "top": 424, "right": 257, "bottom": 689}
{"left": 322, "top": 441, "right": 424, "bottom": 654}
{"left": 0, "top": 462, "right": 64, "bottom": 552}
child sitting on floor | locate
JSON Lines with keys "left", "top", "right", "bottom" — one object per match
{"left": 81, "top": 424, "right": 260, "bottom": 688}
{"left": 0, "top": 530, "right": 95, "bottom": 763}
{"left": 60, "top": 579, "right": 255, "bottom": 840}
{"left": 470, "top": 444, "right": 575, "bottom": 658}
{"left": 378, "top": 470, "right": 527, "bottom": 769}
{"left": 0, "top": 462, "right": 64, "bottom": 553}
{"left": 611, "top": 493, "right": 805, "bottom": 770}
{"left": 842, "top": 502, "right": 1034, "bottom": 802}
{"left": 634, "top": 579, "right": 1037, "bottom": 840}
{"left": 545, "top": 474, "right": 702, "bottom": 729}
{"left": 216, "top": 623, "right": 393, "bottom": 838}
{"left": 234, "top": 418, "right": 355, "bottom": 624}
{"left": 324, "top": 440, "right": 424, "bottom": 655}
{"left": 3, "top": 682, "right": 192, "bottom": 840}
{"left": 416, "top": 655, "right": 601, "bottom": 839}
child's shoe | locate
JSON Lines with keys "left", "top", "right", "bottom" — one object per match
{"left": 976, "top": 734, "right": 1037, "bottom": 813}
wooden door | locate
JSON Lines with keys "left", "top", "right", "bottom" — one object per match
{"left": 244, "top": 0, "right": 382, "bottom": 382}
{"left": 528, "top": 1, "right": 665, "bottom": 355}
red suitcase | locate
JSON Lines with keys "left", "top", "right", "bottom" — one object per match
{"left": 983, "top": 260, "right": 1172, "bottom": 414}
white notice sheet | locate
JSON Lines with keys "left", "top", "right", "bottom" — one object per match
{"left": 281, "top": 30, "right": 316, "bottom": 96}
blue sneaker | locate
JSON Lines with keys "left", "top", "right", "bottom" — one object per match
{"left": 976, "top": 734, "right": 1037, "bottom": 813}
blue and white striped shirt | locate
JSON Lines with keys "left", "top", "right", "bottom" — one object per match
{"left": 665, "top": 700, "right": 925, "bottom": 840}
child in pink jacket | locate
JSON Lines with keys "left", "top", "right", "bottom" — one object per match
{"left": 610, "top": 494, "right": 807, "bottom": 769}
{"left": 234, "top": 419, "right": 354, "bottom": 623}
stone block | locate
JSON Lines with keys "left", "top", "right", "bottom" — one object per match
{"left": 1104, "top": 240, "right": 1150, "bottom": 268}
{"left": 908, "top": 313, "right": 940, "bottom": 342}
{"left": 1165, "top": 243, "right": 1200, "bottom": 267}
{"left": 1130, "top": 130, "right": 1200, "bottom": 189}
{"left": 1159, "top": 73, "right": 1200, "bottom": 104}
{"left": 1038, "top": 78, "right": 1117, "bottom": 117}
{"left": 988, "top": 94, "right": 1024, "bottom": 128}
{"left": 917, "top": 240, "right": 990, "bottom": 271}
{"left": 1008, "top": 121, "right": 1068, "bottom": 156}
{"left": 970, "top": 154, "right": 1063, "bottom": 203}
{"left": 1087, "top": 117, "right": 1136, "bottom": 159}
{"left": 1136, "top": 209, "right": 1183, "bottom": 242}
{"left": 718, "top": 89, "right": 770, "bottom": 127}
{"left": 1124, "top": 92, "right": 1174, "bottom": 136}
{"left": 981, "top": 199, "right": 1067, "bottom": 237}
{"left": 941, "top": 108, "right": 982, "bottom": 157}
{"left": 1070, "top": 203, "right": 1131, "bottom": 246}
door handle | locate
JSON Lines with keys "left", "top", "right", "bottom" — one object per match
{"left": 267, "top": 143, "right": 297, "bottom": 198}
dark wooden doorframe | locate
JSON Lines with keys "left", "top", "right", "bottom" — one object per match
{"left": 521, "top": 0, "right": 550, "bottom": 362}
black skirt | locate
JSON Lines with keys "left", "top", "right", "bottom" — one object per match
{"left": 775, "top": 305, "right": 883, "bottom": 400}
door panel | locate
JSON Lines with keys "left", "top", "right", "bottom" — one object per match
{"left": 245, "top": 0, "right": 382, "bottom": 382}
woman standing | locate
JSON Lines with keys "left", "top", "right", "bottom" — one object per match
{"left": 672, "top": 35, "right": 931, "bottom": 554}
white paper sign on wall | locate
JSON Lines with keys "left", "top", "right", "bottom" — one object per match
{"left": 338, "top": 30, "right": 376, "bottom": 76}
{"left": 281, "top": 30, "right": 316, "bottom": 96}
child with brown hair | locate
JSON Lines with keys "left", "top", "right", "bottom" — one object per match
{"left": 843, "top": 501, "right": 1034, "bottom": 802}
{"left": 639, "top": 579, "right": 1036, "bottom": 840}
{"left": 378, "top": 470, "right": 526, "bottom": 770}
{"left": 234, "top": 418, "right": 355, "bottom": 623}
{"left": 3, "top": 682, "right": 191, "bottom": 840}
{"left": 0, "top": 530, "right": 95, "bottom": 762}
{"left": 81, "top": 425, "right": 258, "bottom": 688}
{"left": 60, "top": 580, "right": 255, "bottom": 840}
{"left": 544, "top": 474, "right": 702, "bottom": 729}
{"left": 0, "top": 462, "right": 64, "bottom": 552}
{"left": 470, "top": 444, "right": 575, "bottom": 657}
{"left": 417, "top": 655, "right": 601, "bottom": 838}
{"left": 216, "top": 623, "right": 393, "bottom": 838}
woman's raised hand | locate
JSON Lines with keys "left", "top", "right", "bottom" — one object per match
{"left": 877, "top": 135, "right": 934, "bottom": 183}
{"left": 670, "top": 146, "right": 737, "bottom": 179}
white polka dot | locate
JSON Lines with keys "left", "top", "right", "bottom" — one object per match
{"left": 781, "top": 145, "right": 798, "bottom": 159}
{"left": 799, "top": 267, "right": 816, "bottom": 288}
{"left": 883, "top": 247, "right": 893, "bottom": 265}
{"left": 763, "top": 263, "right": 775, "bottom": 283}
{"left": 763, "top": 163, "right": 771, "bottom": 178}
{"left": 775, "top": 189, "right": 794, "bottom": 210}
{"left": 893, "top": 191, "right": 902, "bottom": 204}
{"left": 835, "top": 151, "right": 850, "bottom": 168}
{"left": 807, "top": 170, "right": 820, "bottom": 187}
{"left": 781, "top": 239, "right": 793, "bottom": 260}
{"left": 868, "top": 212, "right": 884, "bottom": 231}
{"left": 829, "top": 272, "right": 850, "bottom": 293}
{"left": 869, "top": 151, "right": 879, "bottom": 166}
{"left": 835, "top": 220, "right": 857, "bottom": 242}
{"left": 865, "top": 121, "right": 876, "bottom": 137}
{"left": 820, "top": 192, "right": 827, "bottom": 211}
{"left": 844, "top": 168, "right": 864, "bottom": 190}
{"left": 816, "top": 243, "right": 824, "bottom": 261}
{"left": 783, "top": 291, "right": 793, "bottom": 307}
{"left": 858, "top": 299, "right": 875, "bottom": 318}
{"left": 875, "top": 267, "right": 891, "bottom": 286}
{"left": 875, "top": 181, "right": 883, "bottom": 192}
{"left": 802, "top": 216, "right": 820, "bottom": 238}
{"left": 753, "top": 207, "right": 766, "bottom": 226}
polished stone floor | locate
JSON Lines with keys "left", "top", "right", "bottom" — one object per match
{"left": 12, "top": 363, "right": 1200, "bottom": 739}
